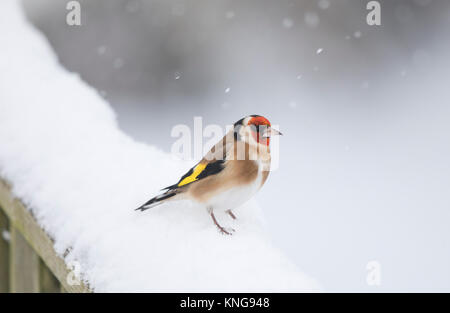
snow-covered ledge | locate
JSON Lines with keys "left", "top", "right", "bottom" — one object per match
{"left": 0, "top": 0, "right": 319, "bottom": 292}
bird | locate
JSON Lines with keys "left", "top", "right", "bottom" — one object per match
{"left": 136, "top": 115, "right": 282, "bottom": 235}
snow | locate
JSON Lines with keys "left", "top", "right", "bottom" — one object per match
{"left": 2, "top": 230, "right": 11, "bottom": 242}
{"left": 0, "top": 0, "right": 319, "bottom": 292}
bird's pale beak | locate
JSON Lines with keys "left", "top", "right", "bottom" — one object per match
{"left": 262, "top": 127, "right": 283, "bottom": 138}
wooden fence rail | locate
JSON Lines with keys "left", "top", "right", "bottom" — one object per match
{"left": 0, "top": 178, "right": 90, "bottom": 293}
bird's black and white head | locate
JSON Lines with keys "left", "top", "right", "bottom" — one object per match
{"left": 233, "top": 115, "right": 282, "bottom": 147}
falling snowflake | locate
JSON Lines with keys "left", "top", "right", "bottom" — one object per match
{"left": 225, "top": 87, "right": 231, "bottom": 93}
{"left": 113, "top": 58, "right": 124, "bottom": 69}
{"left": 316, "top": 48, "right": 323, "bottom": 54}
{"left": 282, "top": 18, "right": 294, "bottom": 29}
{"left": 225, "top": 11, "right": 235, "bottom": 19}
{"left": 174, "top": 72, "right": 181, "bottom": 80}
{"left": 353, "top": 31, "right": 362, "bottom": 38}
{"left": 97, "top": 46, "right": 106, "bottom": 55}
{"left": 304, "top": 12, "right": 320, "bottom": 28}
{"left": 318, "top": 0, "right": 331, "bottom": 10}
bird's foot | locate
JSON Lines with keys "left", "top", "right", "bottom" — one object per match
{"left": 217, "top": 226, "right": 235, "bottom": 236}
{"left": 226, "top": 210, "right": 237, "bottom": 220}
{"left": 210, "top": 209, "right": 235, "bottom": 235}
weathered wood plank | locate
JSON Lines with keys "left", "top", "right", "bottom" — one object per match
{"left": 9, "top": 226, "right": 40, "bottom": 292}
{"left": 0, "top": 178, "right": 90, "bottom": 292}
{"left": 39, "top": 258, "right": 61, "bottom": 293}
{"left": 0, "top": 208, "right": 9, "bottom": 293}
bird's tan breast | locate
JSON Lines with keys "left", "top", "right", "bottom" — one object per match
{"left": 187, "top": 159, "right": 259, "bottom": 202}
{"left": 187, "top": 141, "right": 271, "bottom": 203}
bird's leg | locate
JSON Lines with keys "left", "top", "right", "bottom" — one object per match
{"left": 208, "top": 208, "right": 234, "bottom": 235}
{"left": 226, "top": 209, "right": 237, "bottom": 220}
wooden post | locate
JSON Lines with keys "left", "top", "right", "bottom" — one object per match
{"left": 0, "top": 178, "right": 90, "bottom": 292}
{"left": 39, "top": 259, "right": 60, "bottom": 293}
{"left": 9, "top": 226, "right": 40, "bottom": 292}
{"left": 0, "top": 208, "right": 9, "bottom": 293}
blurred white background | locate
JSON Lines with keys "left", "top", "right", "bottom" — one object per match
{"left": 22, "top": 0, "right": 450, "bottom": 291}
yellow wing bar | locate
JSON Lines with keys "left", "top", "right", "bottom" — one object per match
{"left": 178, "top": 162, "right": 207, "bottom": 187}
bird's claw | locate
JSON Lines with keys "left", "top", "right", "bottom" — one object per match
{"left": 210, "top": 210, "right": 235, "bottom": 235}
{"left": 219, "top": 227, "right": 235, "bottom": 236}
{"left": 227, "top": 210, "right": 237, "bottom": 220}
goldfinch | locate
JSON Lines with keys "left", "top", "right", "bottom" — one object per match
{"left": 136, "top": 115, "right": 282, "bottom": 235}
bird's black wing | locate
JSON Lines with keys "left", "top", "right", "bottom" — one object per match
{"left": 162, "top": 159, "right": 226, "bottom": 191}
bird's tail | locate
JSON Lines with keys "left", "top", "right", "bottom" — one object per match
{"left": 135, "top": 189, "right": 179, "bottom": 211}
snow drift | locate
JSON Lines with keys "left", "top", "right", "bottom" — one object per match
{"left": 0, "top": 0, "right": 318, "bottom": 292}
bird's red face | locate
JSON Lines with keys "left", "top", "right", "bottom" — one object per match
{"left": 248, "top": 116, "right": 272, "bottom": 146}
